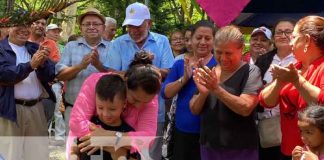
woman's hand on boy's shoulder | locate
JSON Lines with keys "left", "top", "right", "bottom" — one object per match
{"left": 89, "top": 123, "right": 110, "bottom": 136}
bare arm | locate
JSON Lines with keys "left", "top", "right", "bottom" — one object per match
{"left": 164, "top": 57, "right": 193, "bottom": 98}
{"left": 193, "top": 64, "right": 262, "bottom": 116}
{"left": 92, "top": 62, "right": 108, "bottom": 72}
{"left": 56, "top": 54, "right": 91, "bottom": 81}
{"left": 56, "top": 64, "right": 84, "bottom": 81}
{"left": 190, "top": 93, "right": 209, "bottom": 115}
{"left": 189, "top": 68, "right": 210, "bottom": 115}
{"left": 212, "top": 87, "right": 259, "bottom": 116}
{"left": 164, "top": 76, "right": 186, "bottom": 98}
{"left": 265, "top": 63, "right": 322, "bottom": 106}
{"left": 260, "top": 80, "right": 285, "bottom": 107}
{"left": 260, "top": 64, "right": 290, "bottom": 107}
{"left": 293, "top": 75, "right": 321, "bottom": 104}
{"left": 159, "top": 68, "right": 169, "bottom": 79}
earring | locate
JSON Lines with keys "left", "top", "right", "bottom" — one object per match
{"left": 304, "top": 46, "right": 308, "bottom": 53}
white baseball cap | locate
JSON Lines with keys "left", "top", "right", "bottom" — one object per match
{"left": 251, "top": 26, "right": 272, "bottom": 40}
{"left": 122, "top": 2, "right": 150, "bottom": 26}
{"left": 46, "top": 24, "right": 62, "bottom": 32}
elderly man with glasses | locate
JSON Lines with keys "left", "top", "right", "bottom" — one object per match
{"left": 55, "top": 8, "right": 110, "bottom": 137}
{"left": 0, "top": 24, "right": 56, "bottom": 160}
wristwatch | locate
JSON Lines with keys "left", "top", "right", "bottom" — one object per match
{"left": 115, "top": 131, "right": 122, "bottom": 145}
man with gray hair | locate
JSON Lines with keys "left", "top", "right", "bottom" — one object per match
{"left": 105, "top": 2, "right": 174, "bottom": 159}
{"left": 0, "top": 24, "right": 56, "bottom": 160}
{"left": 103, "top": 17, "right": 117, "bottom": 41}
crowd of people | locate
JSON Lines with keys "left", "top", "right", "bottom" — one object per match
{"left": 0, "top": 2, "right": 323, "bottom": 160}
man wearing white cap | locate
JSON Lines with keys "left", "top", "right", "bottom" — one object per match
{"left": 243, "top": 26, "right": 273, "bottom": 64}
{"left": 29, "top": 19, "right": 61, "bottom": 138}
{"left": 46, "top": 24, "right": 62, "bottom": 42}
{"left": 105, "top": 2, "right": 174, "bottom": 159}
{"left": 46, "top": 24, "right": 64, "bottom": 52}
{"left": 46, "top": 23, "right": 66, "bottom": 144}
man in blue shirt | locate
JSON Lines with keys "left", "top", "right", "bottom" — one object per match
{"left": 0, "top": 25, "right": 56, "bottom": 160}
{"left": 104, "top": 2, "right": 174, "bottom": 159}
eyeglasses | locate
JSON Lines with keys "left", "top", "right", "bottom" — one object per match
{"left": 171, "top": 38, "right": 184, "bottom": 42}
{"left": 274, "top": 30, "right": 293, "bottom": 37}
{"left": 81, "top": 23, "right": 104, "bottom": 28}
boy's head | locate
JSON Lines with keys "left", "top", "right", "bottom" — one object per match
{"left": 95, "top": 74, "right": 127, "bottom": 125}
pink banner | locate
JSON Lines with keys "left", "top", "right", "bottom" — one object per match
{"left": 196, "top": 0, "right": 251, "bottom": 27}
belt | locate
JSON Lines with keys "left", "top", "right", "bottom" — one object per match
{"left": 15, "top": 98, "right": 42, "bottom": 106}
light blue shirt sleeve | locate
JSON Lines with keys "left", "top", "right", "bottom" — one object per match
{"left": 55, "top": 42, "right": 73, "bottom": 74}
{"left": 98, "top": 41, "right": 110, "bottom": 70}
{"left": 104, "top": 39, "right": 122, "bottom": 71}
{"left": 160, "top": 36, "right": 174, "bottom": 69}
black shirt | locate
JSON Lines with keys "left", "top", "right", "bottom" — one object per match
{"left": 78, "top": 116, "right": 138, "bottom": 160}
{"left": 200, "top": 64, "right": 259, "bottom": 150}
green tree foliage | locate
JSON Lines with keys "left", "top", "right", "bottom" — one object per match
{"left": 2, "top": 0, "right": 206, "bottom": 36}
{"left": 0, "top": 1, "right": 6, "bottom": 16}
{"left": 150, "top": 0, "right": 175, "bottom": 35}
{"left": 243, "top": 34, "right": 251, "bottom": 54}
{"left": 82, "top": 0, "right": 205, "bottom": 36}
{"left": 0, "top": 0, "right": 14, "bottom": 15}
{"left": 88, "top": 0, "right": 129, "bottom": 35}
{"left": 0, "top": 0, "right": 86, "bottom": 27}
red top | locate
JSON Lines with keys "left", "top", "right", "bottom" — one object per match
{"left": 242, "top": 52, "right": 251, "bottom": 63}
{"left": 260, "top": 57, "right": 324, "bottom": 156}
{"left": 40, "top": 38, "right": 60, "bottom": 63}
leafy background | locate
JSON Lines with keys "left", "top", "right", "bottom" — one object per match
{"left": 0, "top": 0, "right": 251, "bottom": 51}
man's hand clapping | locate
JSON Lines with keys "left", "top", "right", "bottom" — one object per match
{"left": 30, "top": 47, "right": 50, "bottom": 69}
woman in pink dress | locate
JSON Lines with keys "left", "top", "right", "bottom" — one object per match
{"left": 67, "top": 51, "right": 161, "bottom": 159}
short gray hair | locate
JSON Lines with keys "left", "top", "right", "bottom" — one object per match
{"left": 105, "top": 17, "right": 117, "bottom": 25}
{"left": 215, "top": 25, "right": 244, "bottom": 48}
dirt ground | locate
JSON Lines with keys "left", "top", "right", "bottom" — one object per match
{"left": 49, "top": 137, "right": 66, "bottom": 160}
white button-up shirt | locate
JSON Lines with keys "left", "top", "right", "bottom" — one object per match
{"left": 10, "top": 42, "right": 43, "bottom": 99}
